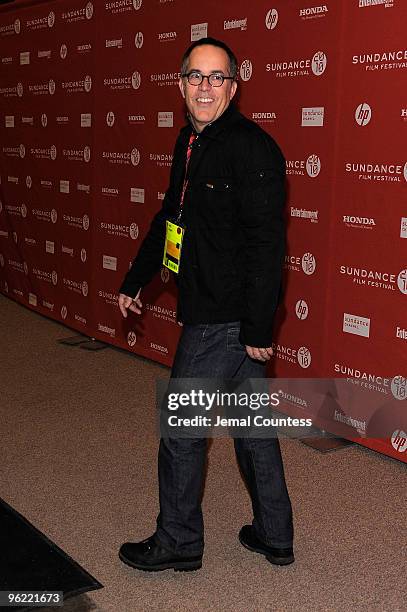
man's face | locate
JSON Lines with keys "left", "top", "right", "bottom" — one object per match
{"left": 178, "top": 44, "right": 237, "bottom": 133}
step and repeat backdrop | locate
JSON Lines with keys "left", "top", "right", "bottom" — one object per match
{"left": 0, "top": 0, "right": 406, "bottom": 461}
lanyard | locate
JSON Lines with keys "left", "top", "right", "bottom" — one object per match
{"left": 177, "top": 132, "right": 196, "bottom": 222}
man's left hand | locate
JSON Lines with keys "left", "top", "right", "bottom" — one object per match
{"left": 246, "top": 346, "right": 273, "bottom": 362}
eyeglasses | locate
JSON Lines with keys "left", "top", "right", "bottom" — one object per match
{"left": 182, "top": 71, "right": 235, "bottom": 87}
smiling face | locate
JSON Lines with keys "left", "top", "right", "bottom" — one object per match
{"left": 178, "top": 44, "right": 237, "bottom": 133}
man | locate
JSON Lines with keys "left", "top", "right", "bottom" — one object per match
{"left": 118, "top": 38, "right": 294, "bottom": 572}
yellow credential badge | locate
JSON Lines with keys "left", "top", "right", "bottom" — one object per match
{"left": 163, "top": 220, "right": 185, "bottom": 274}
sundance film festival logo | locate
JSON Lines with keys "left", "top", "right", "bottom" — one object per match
{"left": 103, "top": 148, "right": 140, "bottom": 166}
{"left": 353, "top": 49, "right": 407, "bottom": 71}
{"left": 63, "top": 214, "right": 89, "bottom": 230}
{"left": 150, "top": 152, "right": 172, "bottom": 167}
{"left": 151, "top": 71, "right": 180, "bottom": 87}
{"left": 285, "top": 253, "right": 316, "bottom": 274}
{"left": 265, "top": 9, "right": 278, "bottom": 30}
{"left": 30, "top": 145, "right": 57, "bottom": 161}
{"left": 266, "top": 51, "right": 327, "bottom": 78}
{"left": 62, "top": 2, "right": 94, "bottom": 22}
{"left": 26, "top": 12, "right": 55, "bottom": 30}
{"left": 0, "top": 83, "right": 23, "bottom": 98}
{"left": 2, "top": 145, "right": 25, "bottom": 158}
{"left": 100, "top": 221, "right": 139, "bottom": 239}
{"left": 0, "top": 19, "right": 21, "bottom": 36}
{"left": 62, "top": 76, "right": 92, "bottom": 94}
{"left": 104, "top": 71, "right": 141, "bottom": 90}
{"left": 299, "top": 5, "right": 328, "bottom": 19}
{"left": 345, "top": 160, "right": 407, "bottom": 183}
{"left": 286, "top": 155, "right": 321, "bottom": 177}
{"left": 191, "top": 23, "right": 208, "bottom": 42}
{"left": 146, "top": 303, "right": 176, "bottom": 323}
{"left": 63, "top": 277, "right": 88, "bottom": 296}
{"left": 271, "top": 343, "right": 311, "bottom": 368}
{"left": 391, "top": 377, "right": 407, "bottom": 402}
{"left": 295, "top": 299, "right": 309, "bottom": 320}
{"left": 28, "top": 79, "right": 55, "bottom": 96}
{"left": 105, "top": 0, "right": 142, "bottom": 15}
{"left": 340, "top": 265, "right": 407, "bottom": 294}
{"left": 355, "top": 103, "right": 372, "bottom": 126}
{"left": 63, "top": 146, "right": 91, "bottom": 163}
{"left": 240, "top": 60, "right": 253, "bottom": 81}
{"left": 32, "top": 267, "right": 58, "bottom": 285}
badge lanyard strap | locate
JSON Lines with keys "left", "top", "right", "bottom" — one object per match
{"left": 177, "top": 132, "right": 197, "bottom": 223}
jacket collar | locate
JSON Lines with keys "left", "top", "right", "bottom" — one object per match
{"left": 182, "top": 103, "right": 240, "bottom": 141}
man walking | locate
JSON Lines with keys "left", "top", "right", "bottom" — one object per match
{"left": 118, "top": 38, "right": 294, "bottom": 572}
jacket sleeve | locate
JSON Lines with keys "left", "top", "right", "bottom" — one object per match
{"left": 235, "top": 129, "right": 286, "bottom": 347}
{"left": 119, "top": 136, "right": 183, "bottom": 298}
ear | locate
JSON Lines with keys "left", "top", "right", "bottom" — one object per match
{"left": 178, "top": 77, "right": 186, "bottom": 99}
{"left": 229, "top": 80, "right": 238, "bottom": 101}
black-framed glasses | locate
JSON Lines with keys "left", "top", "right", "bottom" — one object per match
{"left": 182, "top": 71, "right": 235, "bottom": 87}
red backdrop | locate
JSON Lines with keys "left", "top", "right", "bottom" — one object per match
{"left": 0, "top": 0, "right": 406, "bottom": 461}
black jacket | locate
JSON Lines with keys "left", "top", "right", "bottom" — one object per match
{"left": 119, "top": 104, "right": 286, "bottom": 347}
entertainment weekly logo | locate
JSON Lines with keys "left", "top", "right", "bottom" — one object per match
{"left": 100, "top": 221, "right": 139, "bottom": 240}
{"left": 299, "top": 5, "right": 328, "bottom": 20}
{"left": 105, "top": 1, "right": 142, "bottom": 15}
{"left": 103, "top": 148, "right": 140, "bottom": 166}
{"left": 224, "top": 18, "right": 247, "bottom": 31}
{"left": 359, "top": 0, "right": 394, "bottom": 8}
{"left": 25, "top": 12, "right": 55, "bottom": 31}
{"left": 343, "top": 215, "right": 376, "bottom": 230}
{"left": 284, "top": 253, "right": 317, "bottom": 275}
{"left": 0, "top": 19, "right": 21, "bottom": 37}
{"left": 266, "top": 51, "right": 327, "bottom": 78}
{"left": 62, "top": 76, "right": 92, "bottom": 94}
{"left": 104, "top": 71, "right": 141, "bottom": 91}
{"left": 62, "top": 2, "right": 94, "bottom": 22}
{"left": 339, "top": 265, "right": 407, "bottom": 294}
{"left": 150, "top": 71, "right": 180, "bottom": 87}
{"left": 352, "top": 49, "right": 407, "bottom": 72}
{"left": 272, "top": 343, "right": 312, "bottom": 369}
{"left": 286, "top": 155, "right": 322, "bottom": 177}
{"left": 291, "top": 207, "right": 319, "bottom": 223}
{"left": 345, "top": 160, "right": 407, "bottom": 183}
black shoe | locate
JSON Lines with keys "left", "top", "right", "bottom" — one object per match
{"left": 119, "top": 535, "right": 202, "bottom": 572}
{"left": 239, "top": 525, "right": 294, "bottom": 566}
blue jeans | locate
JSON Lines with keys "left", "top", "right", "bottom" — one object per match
{"left": 156, "top": 322, "right": 294, "bottom": 555}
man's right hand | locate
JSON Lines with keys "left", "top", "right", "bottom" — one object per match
{"left": 118, "top": 289, "right": 142, "bottom": 318}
